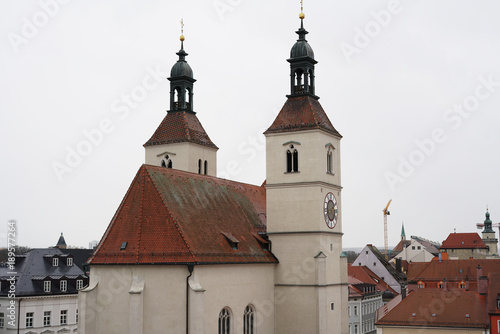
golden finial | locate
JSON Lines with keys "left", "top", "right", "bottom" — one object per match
{"left": 180, "top": 18, "right": 185, "bottom": 41}
{"left": 299, "top": 0, "right": 305, "bottom": 19}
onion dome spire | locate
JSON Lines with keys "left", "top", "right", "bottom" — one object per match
{"left": 168, "top": 19, "right": 195, "bottom": 112}
{"left": 287, "top": 0, "right": 318, "bottom": 99}
{"left": 483, "top": 208, "right": 494, "bottom": 233}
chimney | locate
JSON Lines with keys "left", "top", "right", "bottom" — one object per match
{"left": 438, "top": 253, "right": 442, "bottom": 262}
{"left": 477, "top": 265, "right": 488, "bottom": 295}
{"left": 396, "top": 258, "right": 402, "bottom": 273}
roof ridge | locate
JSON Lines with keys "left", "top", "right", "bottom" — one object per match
{"left": 136, "top": 165, "right": 146, "bottom": 264}
{"left": 145, "top": 167, "right": 196, "bottom": 262}
{"left": 87, "top": 165, "right": 146, "bottom": 264}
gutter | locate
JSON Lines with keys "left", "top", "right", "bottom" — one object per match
{"left": 186, "top": 264, "right": 194, "bottom": 334}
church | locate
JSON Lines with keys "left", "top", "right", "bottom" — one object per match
{"left": 79, "top": 9, "right": 348, "bottom": 334}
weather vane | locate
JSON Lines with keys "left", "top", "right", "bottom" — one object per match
{"left": 180, "top": 18, "right": 185, "bottom": 42}
{"left": 299, "top": 0, "right": 305, "bottom": 19}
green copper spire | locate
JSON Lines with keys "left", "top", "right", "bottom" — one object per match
{"left": 401, "top": 222, "right": 406, "bottom": 240}
{"left": 483, "top": 209, "right": 494, "bottom": 233}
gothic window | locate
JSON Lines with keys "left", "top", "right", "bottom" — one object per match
{"left": 243, "top": 305, "right": 255, "bottom": 334}
{"left": 218, "top": 308, "right": 231, "bottom": 334}
{"left": 162, "top": 155, "right": 173, "bottom": 168}
{"left": 204, "top": 160, "right": 208, "bottom": 175}
{"left": 198, "top": 159, "right": 202, "bottom": 174}
{"left": 286, "top": 144, "right": 299, "bottom": 173}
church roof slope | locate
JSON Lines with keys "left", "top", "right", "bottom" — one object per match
{"left": 89, "top": 165, "right": 276, "bottom": 265}
{"left": 264, "top": 96, "right": 341, "bottom": 137}
{"left": 144, "top": 111, "right": 218, "bottom": 149}
{"left": 441, "top": 233, "right": 487, "bottom": 249}
{"left": 376, "top": 290, "right": 488, "bottom": 329}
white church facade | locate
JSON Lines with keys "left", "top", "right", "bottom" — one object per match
{"left": 79, "top": 9, "right": 348, "bottom": 334}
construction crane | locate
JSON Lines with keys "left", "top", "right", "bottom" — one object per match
{"left": 383, "top": 199, "right": 392, "bottom": 260}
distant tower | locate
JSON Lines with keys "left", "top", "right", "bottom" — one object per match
{"left": 482, "top": 210, "right": 498, "bottom": 256}
{"left": 401, "top": 222, "right": 406, "bottom": 241}
{"left": 55, "top": 232, "right": 67, "bottom": 249}
{"left": 144, "top": 23, "right": 218, "bottom": 176}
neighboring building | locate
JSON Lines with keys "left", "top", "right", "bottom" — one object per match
{"left": 348, "top": 265, "right": 389, "bottom": 334}
{"left": 376, "top": 290, "right": 489, "bottom": 333}
{"left": 352, "top": 245, "right": 406, "bottom": 294}
{"left": 376, "top": 258, "right": 500, "bottom": 333}
{"left": 348, "top": 265, "right": 398, "bottom": 302}
{"left": 79, "top": 11, "right": 348, "bottom": 334}
{"left": 440, "top": 232, "right": 489, "bottom": 259}
{"left": 0, "top": 238, "right": 91, "bottom": 334}
{"left": 392, "top": 238, "right": 438, "bottom": 264}
{"left": 407, "top": 258, "right": 500, "bottom": 291}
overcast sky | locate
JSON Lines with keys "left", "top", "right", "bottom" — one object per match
{"left": 1, "top": 1, "right": 500, "bottom": 251}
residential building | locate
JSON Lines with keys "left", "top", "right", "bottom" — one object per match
{"left": 392, "top": 238, "right": 439, "bottom": 264}
{"left": 79, "top": 9, "right": 349, "bottom": 334}
{"left": 0, "top": 236, "right": 91, "bottom": 334}
{"left": 376, "top": 258, "right": 500, "bottom": 333}
{"left": 352, "top": 245, "right": 406, "bottom": 294}
{"left": 440, "top": 232, "right": 489, "bottom": 259}
{"left": 348, "top": 265, "right": 388, "bottom": 334}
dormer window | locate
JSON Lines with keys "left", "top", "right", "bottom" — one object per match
{"left": 44, "top": 280, "right": 51, "bottom": 292}
{"left": 60, "top": 280, "right": 67, "bottom": 292}
{"left": 67, "top": 257, "right": 73, "bottom": 266}
{"left": 52, "top": 257, "right": 58, "bottom": 267}
{"left": 286, "top": 144, "right": 299, "bottom": 173}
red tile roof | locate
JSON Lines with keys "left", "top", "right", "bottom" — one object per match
{"left": 376, "top": 290, "right": 488, "bottom": 329}
{"left": 264, "top": 96, "right": 342, "bottom": 137}
{"left": 348, "top": 264, "right": 398, "bottom": 296}
{"left": 89, "top": 165, "right": 277, "bottom": 265}
{"left": 487, "top": 273, "right": 500, "bottom": 314}
{"left": 144, "top": 111, "right": 218, "bottom": 149}
{"left": 441, "top": 233, "right": 488, "bottom": 249}
{"left": 407, "top": 258, "right": 500, "bottom": 282}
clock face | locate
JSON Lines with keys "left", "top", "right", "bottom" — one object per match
{"left": 324, "top": 192, "right": 338, "bottom": 229}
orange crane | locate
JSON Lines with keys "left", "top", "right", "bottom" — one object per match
{"left": 383, "top": 199, "right": 392, "bottom": 260}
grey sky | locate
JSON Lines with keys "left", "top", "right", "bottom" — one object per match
{"left": 1, "top": 1, "right": 500, "bottom": 250}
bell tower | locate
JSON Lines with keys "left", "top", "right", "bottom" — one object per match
{"left": 264, "top": 5, "right": 348, "bottom": 334}
{"left": 144, "top": 22, "right": 218, "bottom": 176}
{"left": 482, "top": 210, "right": 498, "bottom": 256}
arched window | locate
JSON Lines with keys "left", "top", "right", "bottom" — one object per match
{"left": 243, "top": 305, "right": 255, "bottom": 334}
{"left": 294, "top": 69, "right": 304, "bottom": 94}
{"left": 198, "top": 159, "right": 202, "bottom": 174}
{"left": 218, "top": 308, "right": 231, "bottom": 334}
{"left": 418, "top": 281, "right": 425, "bottom": 289}
{"left": 186, "top": 87, "right": 192, "bottom": 110}
{"left": 438, "top": 281, "right": 443, "bottom": 289}
{"left": 459, "top": 281, "right": 466, "bottom": 289}
{"left": 174, "top": 87, "right": 182, "bottom": 110}
{"left": 327, "top": 151, "right": 332, "bottom": 174}
{"left": 204, "top": 160, "right": 208, "bottom": 175}
{"left": 308, "top": 69, "right": 314, "bottom": 94}
{"left": 286, "top": 144, "right": 299, "bottom": 173}
{"left": 162, "top": 155, "right": 173, "bottom": 168}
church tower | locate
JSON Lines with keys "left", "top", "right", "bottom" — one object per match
{"left": 264, "top": 7, "right": 348, "bottom": 334}
{"left": 482, "top": 210, "right": 498, "bottom": 256}
{"left": 144, "top": 29, "right": 218, "bottom": 176}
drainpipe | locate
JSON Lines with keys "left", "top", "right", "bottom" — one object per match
{"left": 17, "top": 298, "right": 22, "bottom": 334}
{"left": 186, "top": 265, "right": 194, "bottom": 334}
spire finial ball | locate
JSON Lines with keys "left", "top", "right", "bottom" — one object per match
{"left": 180, "top": 35, "right": 185, "bottom": 42}
{"left": 299, "top": 12, "right": 305, "bottom": 19}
